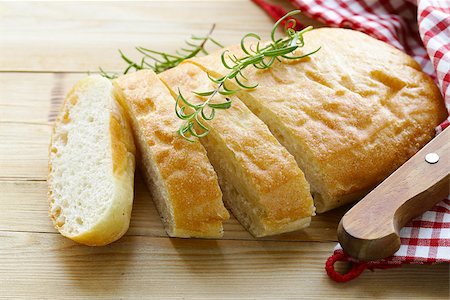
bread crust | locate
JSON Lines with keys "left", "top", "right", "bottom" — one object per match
{"left": 114, "top": 70, "right": 229, "bottom": 238}
{"left": 189, "top": 28, "right": 448, "bottom": 212}
{"left": 48, "top": 75, "right": 136, "bottom": 246}
{"left": 159, "top": 63, "right": 315, "bottom": 237}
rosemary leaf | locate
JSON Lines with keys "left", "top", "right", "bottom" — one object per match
{"left": 175, "top": 10, "right": 320, "bottom": 142}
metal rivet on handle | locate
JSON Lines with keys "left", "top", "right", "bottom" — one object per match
{"left": 425, "top": 153, "right": 439, "bottom": 164}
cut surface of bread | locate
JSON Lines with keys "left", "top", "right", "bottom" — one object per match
{"left": 114, "top": 70, "right": 229, "bottom": 238}
{"left": 48, "top": 75, "right": 136, "bottom": 246}
{"left": 189, "top": 28, "right": 448, "bottom": 212}
{"left": 160, "top": 63, "right": 315, "bottom": 237}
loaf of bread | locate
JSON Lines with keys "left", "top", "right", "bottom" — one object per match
{"left": 48, "top": 75, "right": 136, "bottom": 246}
{"left": 189, "top": 28, "right": 448, "bottom": 212}
{"left": 159, "top": 63, "right": 315, "bottom": 237}
{"left": 114, "top": 70, "right": 229, "bottom": 238}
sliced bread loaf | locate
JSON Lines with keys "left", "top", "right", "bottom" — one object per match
{"left": 48, "top": 75, "right": 136, "bottom": 246}
{"left": 189, "top": 28, "right": 448, "bottom": 212}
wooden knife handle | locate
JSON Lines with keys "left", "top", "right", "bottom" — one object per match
{"left": 338, "top": 128, "right": 450, "bottom": 261}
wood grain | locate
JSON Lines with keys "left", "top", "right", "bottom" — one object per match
{"left": 0, "top": 122, "right": 50, "bottom": 180}
{"left": 0, "top": 231, "right": 448, "bottom": 299}
{"left": 0, "top": 1, "right": 322, "bottom": 73}
{"left": 0, "top": 1, "right": 447, "bottom": 298}
{"left": 0, "top": 73, "right": 84, "bottom": 124}
{"left": 0, "top": 177, "right": 345, "bottom": 242}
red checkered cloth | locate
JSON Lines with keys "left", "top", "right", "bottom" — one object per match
{"left": 253, "top": 0, "right": 450, "bottom": 282}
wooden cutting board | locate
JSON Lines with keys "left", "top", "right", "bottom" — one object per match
{"left": 0, "top": 1, "right": 448, "bottom": 298}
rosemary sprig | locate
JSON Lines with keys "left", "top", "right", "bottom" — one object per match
{"left": 99, "top": 24, "right": 222, "bottom": 78}
{"left": 175, "top": 10, "right": 320, "bottom": 141}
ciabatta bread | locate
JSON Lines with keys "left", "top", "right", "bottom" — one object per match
{"left": 160, "top": 63, "right": 315, "bottom": 237}
{"left": 114, "top": 70, "right": 229, "bottom": 238}
{"left": 189, "top": 28, "right": 448, "bottom": 212}
{"left": 48, "top": 75, "right": 136, "bottom": 246}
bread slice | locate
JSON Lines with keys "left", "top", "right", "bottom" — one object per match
{"left": 159, "top": 63, "right": 315, "bottom": 237}
{"left": 114, "top": 70, "right": 229, "bottom": 238}
{"left": 189, "top": 28, "right": 448, "bottom": 212}
{"left": 48, "top": 75, "right": 136, "bottom": 246}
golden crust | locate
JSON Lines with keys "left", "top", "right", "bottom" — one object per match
{"left": 159, "top": 63, "right": 314, "bottom": 237}
{"left": 110, "top": 91, "right": 136, "bottom": 176}
{"left": 114, "top": 70, "right": 229, "bottom": 238}
{"left": 190, "top": 28, "right": 448, "bottom": 212}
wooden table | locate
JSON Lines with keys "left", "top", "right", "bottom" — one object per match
{"left": 0, "top": 1, "right": 448, "bottom": 299}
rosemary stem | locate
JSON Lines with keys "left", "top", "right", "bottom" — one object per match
{"left": 174, "top": 10, "right": 320, "bottom": 141}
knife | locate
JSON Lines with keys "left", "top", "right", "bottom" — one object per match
{"left": 337, "top": 127, "right": 450, "bottom": 261}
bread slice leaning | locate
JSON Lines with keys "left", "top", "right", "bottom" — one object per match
{"left": 160, "top": 63, "right": 315, "bottom": 237}
{"left": 114, "top": 70, "right": 229, "bottom": 238}
{"left": 48, "top": 75, "right": 136, "bottom": 246}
